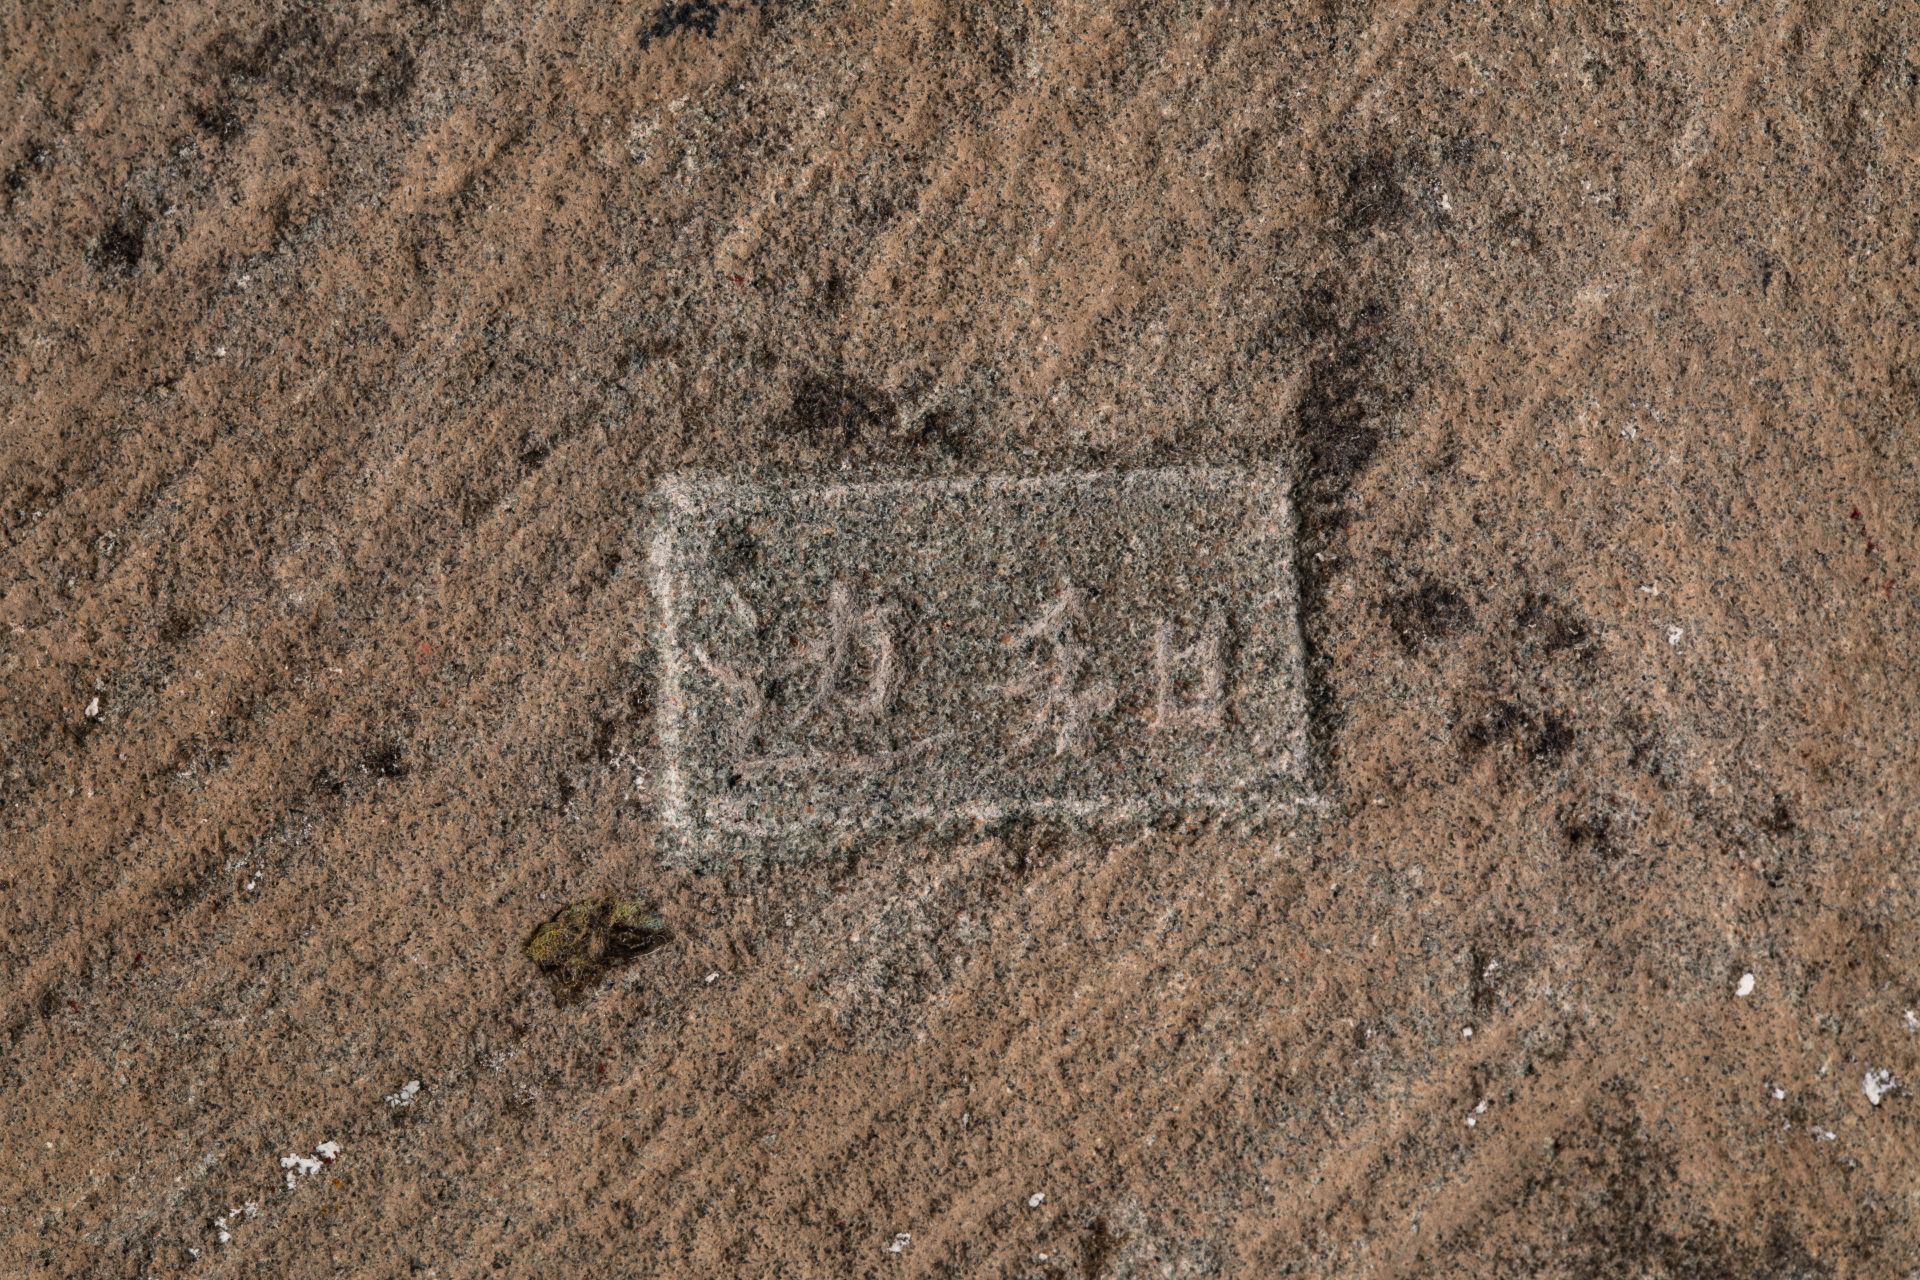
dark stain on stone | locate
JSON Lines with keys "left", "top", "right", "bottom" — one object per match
{"left": 780, "top": 369, "right": 899, "bottom": 449}
{"left": 360, "top": 740, "right": 408, "bottom": 780}
{"left": 1517, "top": 591, "right": 1592, "bottom": 656}
{"left": 1531, "top": 713, "right": 1575, "bottom": 763}
{"left": 189, "top": 97, "right": 244, "bottom": 141}
{"left": 1338, "top": 150, "right": 1410, "bottom": 234}
{"left": 208, "top": 17, "right": 415, "bottom": 112}
{"left": 1492, "top": 205, "right": 1543, "bottom": 255}
{"left": 986, "top": 814, "right": 1044, "bottom": 883}
{"left": 1459, "top": 692, "right": 1579, "bottom": 777}
{"left": 1468, "top": 942, "right": 1500, "bottom": 1016}
{"left": 709, "top": 516, "right": 760, "bottom": 578}
{"left": 639, "top": 0, "right": 778, "bottom": 50}
{"left": 1280, "top": 267, "right": 1423, "bottom": 777}
{"left": 1382, "top": 578, "right": 1471, "bottom": 652}
{"left": 774, "top": 368, "right": 964, "bottom": 463}
{"left": 3, "top": 144, "right": 50, "bottom": 207}
{"left": 156, "top": 608, "right": 198, "bottom": 646}
{"left": 1562, "top": 808, "right": 1617, "bottom": 862}
{"left": 1619, "top": 712, "right": 1679, "bottom": 788}
{"left": 1080, "top": 1215, "right": 1119, "bottom": 1278}
{"left": 89, "top": 210, "right": 149, "bottom": 276}
{"left": 585, "top": 684, "right": 653, "bottom": 765}
{"left": 642, "top": 0, "right": 726, "bottom": 45}
{"left": 1459, "top": 1081, "right": 1832, "bottom": 1278}
{"left": 908, "top": 404, "right": 967, "bottom": 459}
{"left": 1459, "top": 699, "right": 1529, "bottom": 760}
{"left": 1760, "top": 792, "right": 1796, "bottom": 836}
{"left": 516, "top": 435, "right": 552, "bottom": 469}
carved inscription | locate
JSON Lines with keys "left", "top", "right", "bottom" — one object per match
{"left": 650, "top": 466, "right": 1311, "bottom": 850}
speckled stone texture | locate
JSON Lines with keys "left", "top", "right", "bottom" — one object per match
{"left": 2, "top": 1, "right": 1918, "bottom": 1277}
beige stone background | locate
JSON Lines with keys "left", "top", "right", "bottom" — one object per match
{"left": 2, "top": 0, "right": 1918, "bottom": 1275}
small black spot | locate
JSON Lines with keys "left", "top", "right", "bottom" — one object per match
{"left": 584, "top": 683, "right": 652, "bottom": 766}
{"left": 1760, "top": 793, "right": 1796, "bottom": 836}
{"left": 3, "top": 146, "right": 49, "bottom": 199}
{"left": 1618, "top": 714, "right": 1676, "bottom": 787}
{"left": 1563, "top": 810, "right": 1615, "bottom": 860}
{"left": 1339, "top": 151, "right": 1409, "bottom": 234}
{"left": 710, "top": 517, "right": 759, "bottom": 577}
{"left": 587, "top": 716, "right": 618, "bottom": 762}
{"left": 156, "top": 609, "right": 197, "bottom": 645}
{"left": 1517, "top": 592, "right": 1591, "bottom": 655}
{"left": 189, "top": 97, "right": 244, "bottom": 140}
{"left": 360, "top": 740, "right": 407, "bottom": 779}
{"left": 987, "top": 815, "right": 1044, "bottom": 881}
{"left": 909, "top": 405, "right": 966, "bottom": 459}
{"left": 1493, "top": 206, "right": 1542, "bottom": 255}
{"left": 763, "top": 674, "right": 792, "bottom": 711}
{"left": 61, "top": 714, "right": 98, "bottom": 748}
{"left": 640, "top": 0, "right": 724, "bottom": 47}
{"left": 1531, "top": 714, "right": 1575, "bottom": 763}
{"left": 1381, "top": 578, "right": 1470, "bottom": 652}
{"left": 516, "top": 437, "right": 551, "bottom": 468}
{"left": 1007, "top": 830, "right": 1032, "bottom": 878}
{"left": 1468, "top": 943, "right": 1499, "bottom": 1016}
{"left": 90, "top": 211, "right": 149, "bottom": 275}
{"left": 813, "top": 272, "right": 848, "bottom": 316}
{"left": 1459, "top": 700, "right": 1528, "bottom": 759}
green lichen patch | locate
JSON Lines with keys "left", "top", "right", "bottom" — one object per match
{"left": 524, "top": 896, "right": 669, "bottom": 1003}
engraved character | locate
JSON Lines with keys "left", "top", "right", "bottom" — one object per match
{"left": 1150, "top": 610, "right": 1228, "bottom": 734}
{"left": 1002, "top": 579, "right": 1116, "bottom": 759}
{"left": 696, "top": 579, "right": 920, "bottom": 776}
{"left": 797, "top": 580, "right": 901, "bottom": 722}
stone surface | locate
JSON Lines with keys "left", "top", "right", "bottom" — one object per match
{"left": 3, "top": 2, "right": 1918, "bottom": 1277}
{"left": 651, "top": 466, "right": 1310, "bottom": 852}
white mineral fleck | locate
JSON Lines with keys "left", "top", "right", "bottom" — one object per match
{"left": 281, "top": 1142, "right": 338, "bottom": 1191}
{"left": 1735, "top": 973, "right": 1755, "bottom": 998}
{"left": 1864, "top": 1068, "right": 1896, "bottom": 1106}
{"left": 280, "top": 1152, "right": 321, "bottom": 1190}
